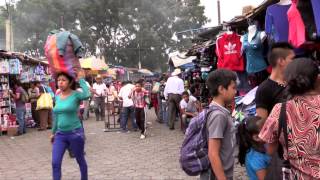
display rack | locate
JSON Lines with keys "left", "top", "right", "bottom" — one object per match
{"left": 0, "top": 74, "right": 11, "bottom": 134}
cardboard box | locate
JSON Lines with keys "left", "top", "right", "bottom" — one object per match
{"left": 7, "top": 126, "right": 18, "bottom": 136}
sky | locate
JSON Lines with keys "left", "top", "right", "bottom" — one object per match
{"left": 0, "top": 0, "right": 265, "bottom": 27}
{"left": 201, "top": 0, "right": 265, "bottom": 27}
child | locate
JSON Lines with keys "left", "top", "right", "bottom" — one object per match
{"left": 200, "top": 69, "right": 237, "bottom": 180}
{"left": 130, "top": 80, "right": 149, "bottom": 139}
{"left": 238, "top": 116, "right": 271, "bottom": 180}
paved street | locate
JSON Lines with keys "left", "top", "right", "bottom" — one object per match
{"left": 0, "top": 110, "right": 246, "bottom": 180}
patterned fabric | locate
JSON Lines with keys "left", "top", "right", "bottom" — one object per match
{"left": 132, "top": 89, "right": 148, "bottom": 108}
{"left": 259, "top": 95, "right": 320, "bottom": 179}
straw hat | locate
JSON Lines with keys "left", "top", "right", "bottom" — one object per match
{"left": 172, "top": 68, "right": 182, "bottom": 76}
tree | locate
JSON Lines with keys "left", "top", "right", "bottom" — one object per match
{"left": 11, "top": 0, "right": 208, "bottom": 71}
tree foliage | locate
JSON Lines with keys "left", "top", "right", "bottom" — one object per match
{"left": 6, "top": 0, "right": 208, "bottom": 71}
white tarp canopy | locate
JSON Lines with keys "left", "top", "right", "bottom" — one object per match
{"left": 169, "top": 51, "right": 196, "bottom": 67}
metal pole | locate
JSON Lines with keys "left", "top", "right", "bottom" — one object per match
{"left": 217, "top": 0, "right": 221, "bottom": 25}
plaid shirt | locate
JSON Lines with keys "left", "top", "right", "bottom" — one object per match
{"left": 132, "top": 89, "right": 149, "bottom": 108}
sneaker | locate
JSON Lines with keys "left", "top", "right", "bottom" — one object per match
{"left": 140, "top": 134, "right": 146, "bottom": 139}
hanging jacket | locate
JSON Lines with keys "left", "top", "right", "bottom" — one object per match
{"left": 216, "top": 32, "right": 244, "bottom": 72}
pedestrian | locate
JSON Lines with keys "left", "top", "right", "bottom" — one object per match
{"left": 164, "top": 68, "right": 184, "bottom": 130}
{"left": 51, "top": 70, "right": 90, "bottom": 180}
{"left": 238, "top": 116, "right": 271, "bottom": 180}
{"left": 158, "top": 79, "right": 168, "bottom": 124}
{"left": 37, "top": 83, "right": 53, "bottom": 131}
{"left": 129, "top": 80, "right": 149, "bottom": 139}
{"left": 259, "top": 58, "right": 320, "bottom": 179}
{"left": 82, "top": 81, "right": 91, "bottom": 120}
{"left": 28, "top": 82, "right": 40, "bottom": 127}
{"left": 92, "top": 75, "right": 107, "bottom": 121}
{"left": 118, "top": 81, "right": 138, "bottom": 132}
{"left": 200, "top": 69, "right": 237, "bottom": 180}
{"left": 255, "top": 42, "right": 295, "bottom": 180}
{"left": 10, "top": 80, "right": 27, "bottom": 135}
{"left": 180, "top": 91, "right": 200, "bottom": 128}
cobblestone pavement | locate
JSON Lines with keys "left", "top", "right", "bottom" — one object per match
{"left": 0, "top": 110, "right": 247, "bottom": 180}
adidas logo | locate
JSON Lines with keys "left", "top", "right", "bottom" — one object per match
{"left": 224, "top": 42, "right": 237, "bottom": 55}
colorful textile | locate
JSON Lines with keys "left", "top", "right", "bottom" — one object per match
{"left": 288, "top": 0, "right": 306, "bottom": 47}
{"left": 265, "top": 4, "right": 291, "bottom": 42}
{"left": 216, "top": 32, "right": 244, "bottom": 72}
{"left": 259, "top": 95, "right": 320, "bottom": 179}
{"left": 44, "top": 31, "right": 82, "bottom": 78}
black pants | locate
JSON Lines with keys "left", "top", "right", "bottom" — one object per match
{"left": 135, "top": 107, "right": 145, "bottom": 134}
{"left": 94, "top": 97, "right": 105, "bottom": 121}
{"left": 168, "top": 94, "right": 182, "bottom": 129}
{"left": 31, "top": 101, "right": 39, "bottom": 126}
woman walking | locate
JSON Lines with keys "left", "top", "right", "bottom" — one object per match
{"left": 50, "top": 70, "right": 90, "bottom": 180}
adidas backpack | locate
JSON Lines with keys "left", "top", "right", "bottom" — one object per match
{"left": 179, "top": 106, "right": 219, "bottom": 176}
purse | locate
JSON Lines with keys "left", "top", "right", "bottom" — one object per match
{"left": 36, "top": 86, "right": 53, "bottom": 110}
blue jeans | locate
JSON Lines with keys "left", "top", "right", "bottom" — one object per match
{"left": 120, "top": 106, "right": 138, "bottom": 131}
{"left": 16, "top": 108, "right": 26, "bottom": 134}
{"left": 52, "top": 128, "right": 87, "bottom": 180}
{"left": 159, "top": 101, "right": 168, "bottom": 125}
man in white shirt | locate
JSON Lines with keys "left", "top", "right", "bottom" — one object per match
{"left": 180, "top": 91, "right": 200, "bottom": 127}
{"left": 118, "top": 81, "right": 138, "bottom": 132}
{"left": 164, "top": 68, "right": 184, "bottom": 130}
{"left": 92, "top": 75, "right": 107, "bottom": 121}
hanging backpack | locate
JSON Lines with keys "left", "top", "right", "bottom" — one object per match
{"left": 179, "top": 106, "right": 219, "bottom": 176}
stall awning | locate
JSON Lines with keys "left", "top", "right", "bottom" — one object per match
{"left": 169, "top": 51, "right": 197, "bottom": 67}
{"left": 80, "top": 56, "right": 108, "bottom": 70}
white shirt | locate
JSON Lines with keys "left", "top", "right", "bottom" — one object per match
{"left": 118, "top": 84, "right": 135, "bottom": 107}
{"left": 164, "top": 76, "right": 184, "bottom": 98}
{"left": 93, "top": 83, "right": 107, "bottom": 97}
{"left": 180, "top": 95, "right": 198, "bottom": 113}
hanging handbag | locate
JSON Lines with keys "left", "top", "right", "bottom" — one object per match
{"left": 36, "top": 86, "right": 53, "bottom": 110}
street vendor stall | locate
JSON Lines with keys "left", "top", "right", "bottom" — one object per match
{"left": 0, "top": 50, "right": 50, "bottom": 135}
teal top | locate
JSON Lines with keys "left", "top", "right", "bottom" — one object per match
{"left": 52, "top": 79, "right": 90, "bottom": 133}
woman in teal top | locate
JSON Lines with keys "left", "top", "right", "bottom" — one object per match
{"left": 51, "top": 70, "right": 90, "bottom": 180}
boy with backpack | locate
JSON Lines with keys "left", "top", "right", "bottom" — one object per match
{"left": 180, "top": 69, "right": 237, "bottom": 179}
{"left": 200, "top": 69, "right": 237, "bottom": 180}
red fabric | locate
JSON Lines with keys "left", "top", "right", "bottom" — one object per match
{"left": 132, "top": 89, "right": 148, "bottom": 108}
{"left": 288, "top": 0, "right": 306, "bottom": 47}
{"left": 215, "top": 33, "right": 244, "bottom": 72}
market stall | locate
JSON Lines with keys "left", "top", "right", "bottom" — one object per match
{"left": 0, "top": 50, "right": 50, "bottom": 136}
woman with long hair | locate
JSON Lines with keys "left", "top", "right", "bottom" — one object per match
{"left": 259, "top": 58, "right": 320, "bottom": 179}
{"left": 51, "top": 70, "right": 90, "bottom": 180}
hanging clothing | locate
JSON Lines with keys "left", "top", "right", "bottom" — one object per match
{"left": 242, "top": 31, "right": 268, "bottom": 74}
{"left": 288, "top": 0, "right": 306, "bottom": 47}
{"left": 265, "top": 4, "right": 291, "bottom": 42}
{"left": 311, "top": 0, "right": 320, "bottom": 36}
{"left": 216, "top": 32, "right": 244, "bottom": 72}
{"left": 297, "top": 0, "right": 317, "bottom": 41}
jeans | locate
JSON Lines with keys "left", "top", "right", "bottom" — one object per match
{"left": 159, "top": 100, "right": 168, "bottom": 124}
{"left": 94, "top": 97, "right": 105, "bottom": 121}
{"left": 120, "top": 106, "right": 138, "bottom": 131}
{"left": 52, "top": 128, "right": 87, "bottom": 180}
{"left": 16, "top": 108, "right": 26, "bottom": 134}
{"left": 135, "top": 108, "right": 145, "bottom": 134}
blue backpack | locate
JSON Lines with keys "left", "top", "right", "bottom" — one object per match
{"left": 179, "top": 106, "right": 219, "bottom": 176}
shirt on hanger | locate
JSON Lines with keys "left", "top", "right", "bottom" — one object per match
{"left": 288, "top": 0, "right": 306, "bottom": 47}
{"left": 265, "top": 4, "right": 291, "bottom": 42}
{"left": 242, "top": 31, "right": 268, "bottom": 74}
{"left": 216, "top": 32, "right": 244, "bottom": 72}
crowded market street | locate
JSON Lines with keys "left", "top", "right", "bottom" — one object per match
{"left": 0, "top": 109, "right": 246, "bottom": 180}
